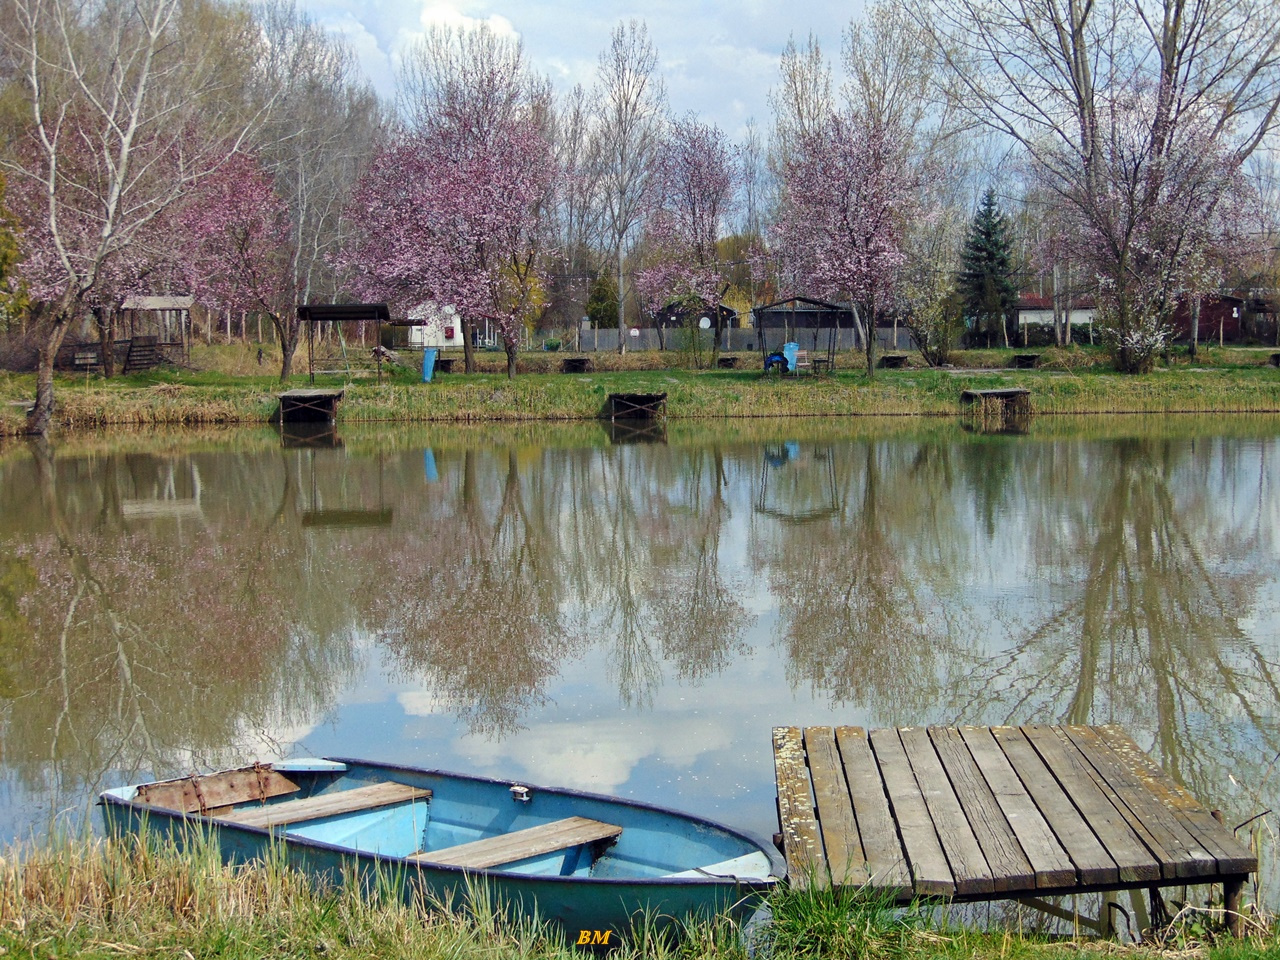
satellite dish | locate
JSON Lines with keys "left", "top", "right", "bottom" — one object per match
{"left": 699, "top": 316, "right": 711, "bottom": 329}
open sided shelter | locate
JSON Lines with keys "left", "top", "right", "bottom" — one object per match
{"left": 297, "top": 303, "right": 391, "bottom": 382}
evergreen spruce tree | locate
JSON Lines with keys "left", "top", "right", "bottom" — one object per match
{"left": 958, "top": 189, "right": 1018, "bottom": 347}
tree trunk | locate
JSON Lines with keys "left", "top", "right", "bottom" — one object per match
{"left": 616, "top": 245, "right": 626, "bottom": 355}
{"left": 865, "top": 295, "right": 876, "bottom": 378}
{"left": 1052, "top": 263, "right": 1064, "bottom": 346}
{"left": 27, "top": 303, "right": 75, "bottom": 436}
{"left": 273, "top": 313, "right": 297, "bottom": 383}
{"left": 461, "top": 317, "right": 476, "bottom": 373}
{"left": 96, "top": 307, "right": 118, "bottom": 377}
{"left": 505, "top": 337, "right": 518, "bottom": 379}
{"left": 1189, "top": 296, "right": 1200, "bottom": 359}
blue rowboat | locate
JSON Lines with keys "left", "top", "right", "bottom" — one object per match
{"left": 98, "top": 758, "right": 783, "bottom": 942}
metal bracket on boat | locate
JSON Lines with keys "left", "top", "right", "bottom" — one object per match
{"left": 189, "top": 773, "right": 209, "bottom": 817}
{"left": 510, "top": 785, "right": 531, "bottom": 803}
{"left": 252, "top": 762, "right": 273, "bottom": 804}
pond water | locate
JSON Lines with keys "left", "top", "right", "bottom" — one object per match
{"left": 1, "top": 415, "right": 1278, "bottom": 898}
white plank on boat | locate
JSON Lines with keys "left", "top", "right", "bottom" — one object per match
{"left": 218, "top": 781, "right": 431, "bottom": 828}
{"left": 409, "top": 816, "right": 622, "bottom": 869}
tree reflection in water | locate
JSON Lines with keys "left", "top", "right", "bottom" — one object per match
{"left": 951, "top": 435, "right": 1280, "bottom": 812}
{"left": 1, "top": 420, "right": 1279, "bottom": 850}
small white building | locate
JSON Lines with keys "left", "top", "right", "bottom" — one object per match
{"left": 407, "top": 303, "right": 467, "bottom": 349}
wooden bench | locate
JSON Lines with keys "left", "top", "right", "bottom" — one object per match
{"left": 218, "top": 781, "right": 431, "bottom": 829}
{"left": 73, "top": 349, "right": 100, "bottom": 371}
{"left": 408, "top": 816, "right": 621, "bottom": 869}
{"left": 791, "top": 349, "right": 811, "bottom": 375}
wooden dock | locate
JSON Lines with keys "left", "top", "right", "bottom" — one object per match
{"left": 278, "top": 389, "right": 344, "bottom": 423}
{"left": 960, "top": 387, "right": 1031, "bottom": 416}
{"left": 606, "top": 392, "right": 667, "bottom": 421}
{"left": 774, "top": 725, "right": 1256, "bottom": 935}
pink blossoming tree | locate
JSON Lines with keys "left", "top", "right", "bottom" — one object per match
{"left": 773, "top": 112, "right": 920, "bottom": 377}
{"left": 636, "top": 116, "right": 738, "bottom": 361}
{"left": 342, "top": 24, "right": 553, "bottom": 378}
{"left": 3, "top": 0, "right": 266, "bottom": 434}
{"left": 343, "top": 117, "right": 553, "bottom": 380}
{"left": 177, "top": 154, "right": 298, "bottom": 381}
{"left": 1041, "top": 86, "right": 1256, "bottom": 371}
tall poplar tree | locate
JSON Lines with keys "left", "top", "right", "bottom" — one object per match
{"left": 958, "top": 189, "right": 1018, "bottom": 347}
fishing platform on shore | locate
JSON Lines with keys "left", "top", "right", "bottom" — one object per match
{"left": 773, "top": 724, "right": 1256, "bottom": 936}
{"left": 960, "top": 387, "right": 1031, "bottom": 416}
{"left": 278, "top": 388, "right": 345, "bottom": 423}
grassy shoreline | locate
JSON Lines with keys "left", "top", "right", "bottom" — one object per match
{"left": 1, "top": 835, "right": 1272, "bottom": 959}
{"left": 7, "top": 349, "right": 1280, "bottom": 438}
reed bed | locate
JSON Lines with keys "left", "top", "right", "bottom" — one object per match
{"left": 7, "top": 360, "right": 1280, "bottom": 438}
{"left": 0, "top": 836, "right": 1274, "bottom": 959}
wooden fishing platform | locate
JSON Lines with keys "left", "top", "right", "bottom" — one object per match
{"left": 774, "top": 725, "right": 1256, "bottom": 936}
{"left": 606, "top": 393, "right": 667, "bottom": 421}
{"left": 278, "top": 389, "right": 344, "bottom": 423}
{"left": 960, "top": 387, "right": 1031, "bottom": 416}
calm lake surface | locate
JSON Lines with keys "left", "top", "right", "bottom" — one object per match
{"left": 1, "top": 415, "right": 1278, "bottom": 892}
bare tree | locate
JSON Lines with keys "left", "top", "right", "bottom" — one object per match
{"left": 3, "top": 0, "right": 271, "bottom": 434}
{"left": 592, "top": 19, "right": 667, "bottom": 352}
{"left": 924, "top": 0, "right": 1280, "bottom": 370}
{"left": 546, "top": 83, "right": 603, "bottom": 331}
{"left": 253, "top": 0, "right": 384, "bottom": 377}
{"left": 768, "top": 34, "right": 832, "bottom": 154}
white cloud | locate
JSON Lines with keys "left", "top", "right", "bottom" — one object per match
{"left": 461, "top": 714, "right": 733, "bottom": 791}
{"left": 296, "top": 0, "right": 866, "bottom": 137}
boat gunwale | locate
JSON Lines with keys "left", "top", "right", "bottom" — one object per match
{"left": 98, "top": 756, "right": 786, "bottom": 888}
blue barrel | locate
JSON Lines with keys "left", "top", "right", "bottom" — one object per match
{"left": 422, "top": 348, "right": 438, "bottom": 382}
{"left": 782, "top": 342, "right": 799, "bottom": 372}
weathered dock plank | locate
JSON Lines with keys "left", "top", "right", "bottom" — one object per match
{"left": 803, "top": 726, "right": 864, "bottom": 886}
{"left": 869, "top": 727, "right": 954, "bottom": 897}
{"left": 1094, "top": 725, "right": 1255, "bottom": 875}
{"left": 1059, "top": 725, "right": 1216, "bottom": 880}
{"left": 899, "top": 726, "right": 995, "bottom": 895}
{"left": 772, "top": 726, "right": 823, "bottom": 886}
{"left": 835, "top": 727, "right": 911, "bottom": 893}
{"left": 956, "top": 725, "right": 1075, "bottom": 889}
{"left": 1022, "top": 724, "right": 1161, "bottom": 884}
{"left": 992, "top": 725, "right": 1118, "bottom": 886}
{"left": 929, "top": 726, "right": 1034, "bottom": 893}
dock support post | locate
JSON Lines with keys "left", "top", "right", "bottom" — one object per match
{"left": 1211, "top": 811, "right": 1247, "bottom": 938}
{"left": 1224, "top": 878, "right": 1245, "bottom": 938}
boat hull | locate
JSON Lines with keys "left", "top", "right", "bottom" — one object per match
{"left": 99, "top": 758, "right": 781, "bottom": 942}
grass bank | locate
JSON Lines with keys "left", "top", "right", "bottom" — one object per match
{"left": 7, "top": 346, "right": 1280, "bottom": 437}
{"left": 0, "top": 835, "right": 1272, "bottom": 960}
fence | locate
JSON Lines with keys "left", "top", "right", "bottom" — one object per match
{"left": 566, "top": 325, "right": 917, "bottom": 353}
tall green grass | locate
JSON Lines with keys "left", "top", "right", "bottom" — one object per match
{"left": 1, "top": 836, "right": 1276, "bottom": 959}
{"left": 9, "top": 358, "right": 1280, "bottom": 438}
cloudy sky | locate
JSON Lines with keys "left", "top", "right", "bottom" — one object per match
{"left": 294, "top": 0, "right": 866, "bottom": 138}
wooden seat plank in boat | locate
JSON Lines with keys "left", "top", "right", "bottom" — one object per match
{"left": 219, "top": 781, "right": 431, "bottom": 829}
{"left": 409, "top": 816, "right": 621, "bottom": 869}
